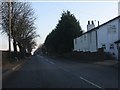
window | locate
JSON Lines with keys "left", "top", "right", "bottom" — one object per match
{"left": 110, "top": 44, "right": 114, "bottom": 49}
{"left": 107, "top": 25, "right": 116, "bottom": 33}
{"left": 102, "top": 44, "right": 106, "bottom": 49}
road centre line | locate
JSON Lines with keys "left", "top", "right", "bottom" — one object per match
{"left": 37, "top": 55, "right": 103, "bottom": 89}
{"left": 40, "top": 56, "right": 44, "bottom": 59}
{"left": 57, "top": 66, "right": 103, "bottom": 89}
{"left": 45, "top": 59, "right": 48, "bottom": 61}
{"left": 57, "top": 66, "right": 70, "bottom": 72}
{"left": 79, "top": 76, "right": 103, "bottom": 89}
{"left": 42, "top": 58, "right": 70, "bottom": 72}
{"left": 56, "top": 65, "right": 103, "bottom": 89}
{"left": 37, "top": 55, "right": 44, "bottom": 59}
{"left": 49, "top": 61, "right": 55, "bottom": 65}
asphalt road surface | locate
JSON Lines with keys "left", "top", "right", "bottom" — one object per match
{"left": 2, "top": 54, "right": 118, "bottom": 89}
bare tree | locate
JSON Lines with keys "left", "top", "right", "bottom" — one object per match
{"left": 1, "top": 1, "right": 38, "bottom": 57}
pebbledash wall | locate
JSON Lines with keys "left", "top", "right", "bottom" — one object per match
{"left": 74, "top": 16, "right": 120, "bottom": 60}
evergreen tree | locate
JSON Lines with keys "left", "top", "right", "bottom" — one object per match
{"left": 44, "top": 10, "right": 83, "bottom": 54}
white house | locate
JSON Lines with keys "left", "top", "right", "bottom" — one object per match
{"left": 74, "top": 21, "right": 98, "bottom": 52}
{"left": 74, "top": 16, "right": 120, "bottom": 60}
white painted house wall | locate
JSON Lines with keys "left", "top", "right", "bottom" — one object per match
{"left": 74, "top": 21, "right": 97, "bottom": 52}
{"left": 74, "top": 16, "right": 120, "bottom": 60}
{"left": 74, "top": 29, "right": 97, "bottom": 52}
{"left": 87, "top": 30, "right": 97, "bottom": 52}
{"left": 79, "top": 34, "right": 88, "bottom": 52}
{"left": 74, "top": 34, "right": 88, "bottom": 52}
{"left": 97, "top": 18, "right": 119, "bottom": 59}
{"left": 119, "top": 18, "right": 120, "bottom": 40}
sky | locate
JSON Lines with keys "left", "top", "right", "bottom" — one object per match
{"left": 0, "top": 0, "right": 119, "bottom": 51}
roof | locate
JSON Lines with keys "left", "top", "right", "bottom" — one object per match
{"left": 78, "top": 15, "right": 120, "bottom": 37}
{"left": 114, "top": 40, "right": 120, "bottom": 43}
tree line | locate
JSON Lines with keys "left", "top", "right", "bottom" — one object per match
{"left": 1, "top": 2, "right": 38, "bottom": 58}
{"left": 44, "top": 10, "right": 83, "bottom": 54}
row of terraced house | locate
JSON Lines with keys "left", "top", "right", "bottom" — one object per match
{"left": 74, "top": 15, "right": 120, "bottom": 61}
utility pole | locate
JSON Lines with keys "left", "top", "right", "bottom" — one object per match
{"left": 8, "top": 0, "right": 11, "bottom": 59}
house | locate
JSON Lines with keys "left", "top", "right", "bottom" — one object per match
{"left": 74, "top": 15, "right": 120, "bottom": 61}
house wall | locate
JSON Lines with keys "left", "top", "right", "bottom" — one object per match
{"left": 80, "top": 34, "right": 89, "bottom": 52}
{"left": 118, "top": 17, "right": 120, "bottom": 60}
{"left": 118, "top": 17, "right": 120, "bottom": 40}
{"left": 74, "top": 38, "right": 79, "bottom": 51}
{"left": 74, "top": 30, "right": 97, "bottom": 52}
{"left": 87, "top": 30, "right": 97, "bottom": 52}
{"left": 97, "top": 18, "right": 119, "bottom": 59}
{"left": 74, "top": 35, "right": 87, "bottom": 52}
{"left": 74, "top": 34, "right": 88, "bottom": 52}
{"left": 74, "top": 16, "right": 120, "bottom": 60}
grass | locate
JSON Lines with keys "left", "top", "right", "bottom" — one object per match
{"left": 2, "top": 51, "right": 21, "bottom": 71}
{"left": 2, "top": 51, "right": 28, "bottom": 72}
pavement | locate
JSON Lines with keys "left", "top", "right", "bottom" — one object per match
{"left": 48, "top": 55, "right": 119, "bottom": 69}
{"left": 92, "top": 60, "right": 118, "bottom": 68}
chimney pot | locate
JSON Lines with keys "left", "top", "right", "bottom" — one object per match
{"left": 88, "top": 21, "right": 90, "bottom": 25}
{"left": 98, "top": 21, "right": 99, "bottom": 26}
{"left": 91, "top": 21, "right": 94, "bottom": 25}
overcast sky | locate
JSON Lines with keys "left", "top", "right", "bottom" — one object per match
{"left": 0, "top": 0, "right": 119, "bottom": 51}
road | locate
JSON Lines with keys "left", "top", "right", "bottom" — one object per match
{"left": 2, "top": 54, "right": 118, "bottom": 89}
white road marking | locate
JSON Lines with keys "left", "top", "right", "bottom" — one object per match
{"left": 79, "top": 76, "right": 102, "bottom": 89}
{"left": 37, "top": 55, "right": 44, "bottom": 59}
{"left": 54, "top": 63, "right": 102, "bottom": 89}
{"left": 42, "top": 58, "right": 55, "bottom": 65}
{"left": 12, "top": 64, "right": 21, "bottom": 71}
{"left": 37, "top": 55, "right": 40, "bottom": 57}
{"left": 49, "top": 61, "right": 55, "bottom": 65}
{"left": 40, "top": 56, "right": 44, "bottom": 59}
{"left": 62, "top": 68, "right": 69, "bottom": 72}
{"left": 56, "top": 65, "right": 102, "bottom": 88}
{"left": 45, "top": 59, "right": 48, "bottom": 61}
{"left": 57, "top": 66, "right": 70, "bottom": 72}
{"left": 37, "top": 55, "right": 54, "bottom": 65}
{"left": 37, "top": 55, "right": 102, "bottom": 89}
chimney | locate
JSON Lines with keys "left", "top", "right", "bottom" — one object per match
{"left": 98, "top": 21, "right": 99, "bottom": 26}
{"left": 87, "top": 20, "right": 95, "bottom": 31}
{"left": 91, "top": 21, "right": 94, "bottom": 25}
{"left": 88, "top": 21, "right": 90, "bottom": 25}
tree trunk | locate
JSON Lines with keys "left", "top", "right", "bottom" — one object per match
{"left": 13, "top": 38, "right": 17, "bottom": 58}
{"left": 18, "top": 43, "right": 24, "bottom": 59}
{"left": 13, "top": 38, "right": 17, "bottom": 52}
{"left": 18, "top": 44, "right": 22, "bottom": 53}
